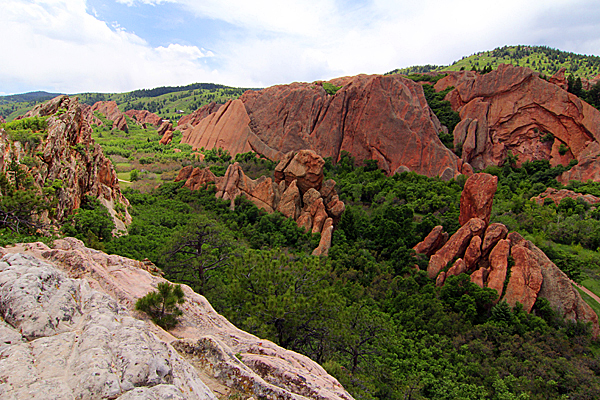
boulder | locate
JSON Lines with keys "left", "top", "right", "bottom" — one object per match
{"left": 414, "top": 225, "right": 448, "bottom": 256}
{"left": 486, "top": 239, "right": 510, "bottom": 302}
{"left": 436, "top": 271, "right": 447, "bottom": 287}
{"left": 184, "top": 167, "right": 217, "bottom": 191}
{"left": 481, "top": 223, "right": 509, "bottom": 254}
{"left": 427, "top": 218, "right": 486, "bottom": 279}
{"left": 549, "top": 68, "right": 568, "bottom": 90}
{"left": 158, "top": 121, "right": 174, "bottom": 145}
{"left": 459, "top": 173, "right": 498, "bottom": 226}
{"left": 277, "top": 180, "right": 302, "bottom": 219}
{"left": 446, "top": 258, "right": 467, "bottom": 277}
{"left": 312, "top": 218, "right": 334, "bottom": 256}
{"left": 470, "top": 267, "right": 488, "bottom": 288}
{"left": 503, "top": 245, "right": 544, "bottom": 312}
{"left": 464, "top": 235, "right": 482, "bottom": 271}
{"left": 275, "top": 150, "right": 325, "bottom": 193}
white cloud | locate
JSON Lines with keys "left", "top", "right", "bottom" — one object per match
{"left": 0, "top": 0, "right": 233, "bottom": 94}
{"left": 2, "top": 0, "right": 600, "bottom": 94}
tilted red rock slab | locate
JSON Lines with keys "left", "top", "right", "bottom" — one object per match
{"left": 179, "top": 75, "right": 460, "bottom": 178}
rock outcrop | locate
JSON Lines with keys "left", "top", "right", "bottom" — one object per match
{"left": 435, "top": 64, "right": 600, "bottom": 182}
{"left": 0, "top": 239, "right": 354, "bottom": 400}
{"left": 531, "top": 187, "right": 600, "bottom": 206}
{"left": 91, "top": 101, "right": 129, "bottom": 132}
{"left": 415, "top": 173, "right": 599, "bottom": 335}
{"left": 125, "top": 109, "right": 163, "bottom": 128}
{"left": 178, "top": 75, "right": 460, "bottom": 178}
{"left": 459, "top": 173, "right": 498, "bottom": 225}
{"left": 15, "top": 95, "right": 131, "bottom": 232}
{"left": 175, "top": 150, "right": 344, "bottom": 255}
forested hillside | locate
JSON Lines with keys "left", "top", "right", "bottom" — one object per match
{"left": 0, "top": 82, "right": 251, "bottom": 122}
{"left": 388, "top": 45, "right": 600, "bottom": 79}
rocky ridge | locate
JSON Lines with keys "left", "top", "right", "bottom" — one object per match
{"left": 175, "top": 150, "right": 345, "bottom": 256}
{"left": 530, "top": 187, "right": 600, "bottom": 206}
{"left": 435, "top": 64, "right": 600, "bottom": 182}
{"left": 0, "top": 238, "right": 354, "bottom": 400}
{"left": 10, "top": 95, "right": 131, "bottom": 231}
{"left": 178, "top": 75, "right": 460, "bottom": 178}
{"left": 415, "top": 173, "right": 599, "bottom": 336}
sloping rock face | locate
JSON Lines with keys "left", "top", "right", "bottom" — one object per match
{"left": 125, "top": 109, "right": 163, "bottom": 127}
{"left": 17, "top": 96, "right": 131, "bottom": 231}
{"left": 178, "top": 102, "right": 223, "bottom": 127}
{"left": 415, "top": 173, "right": 599, "bottom": 335}
{"left": 92, "top": 101, "right": 129, "bottom": 132}
{"left": 0, "top": 239, "right": 354, "bottom": 400}
{"left": 435, "top": 64, "right": 600, "bottom": 178}
{"left": 0, "top": 251, "right": 216, "bottom": 400}
{"left": 531, "top": 187, "right": 600, "bottom": 206}
{"left": 175, "top": 150, "right": 344, "bottom": 255}
{"left": 179, "top": 75, "right": 460, "bottom": 178}
{"left": 459, "top": 173, "right": 498, "bottom": 225}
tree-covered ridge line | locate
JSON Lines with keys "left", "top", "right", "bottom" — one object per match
{"left": 0, "top": 83, "right": 255, "bottom": 122}
{"left": 387, "top": 45, "right": 600, "bottom": 79}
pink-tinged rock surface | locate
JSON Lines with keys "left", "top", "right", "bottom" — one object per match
{"left": 459, "top": 173, "right": 498, "bottom": 226}
{"left": 486, "top": 239, "right": 510, "bottom": 302}
{"left": 4, "top": 239, "right": 355, "bottom": 400}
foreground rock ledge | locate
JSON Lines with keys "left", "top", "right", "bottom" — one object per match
{"left": 0, "top": 239, "right": 354, "bottom": 400}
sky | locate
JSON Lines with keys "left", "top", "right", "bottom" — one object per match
{"left": 2, "top": 0, "right": 600, "bottom": 95}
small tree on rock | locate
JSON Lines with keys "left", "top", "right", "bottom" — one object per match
{"left": 135, "top": 282, "right": 185, "bottom": 330}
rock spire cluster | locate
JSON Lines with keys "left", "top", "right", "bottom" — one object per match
{"left": 415, "top": 173, "right": 599, "bottom": 336}
{"left": 175, "top": 150, "right": 345, "bottom": 256}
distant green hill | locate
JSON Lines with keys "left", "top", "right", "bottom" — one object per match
{"left": 388, "top": 45, "right": 600, "bottom": 79}
{"left": 0, "top": 83, "right": 255, "bottom": 122}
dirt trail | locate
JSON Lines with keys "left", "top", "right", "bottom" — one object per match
{"left": 572, "top": 281, "right": 600, "bottom": 305}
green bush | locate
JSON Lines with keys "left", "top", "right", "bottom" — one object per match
{"left": 135, "top": 282, "right": 185, "bottom": 329}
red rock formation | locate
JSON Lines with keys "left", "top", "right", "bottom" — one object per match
{"left": 275, "top": 150, "right": 325, "bottom": 193}
{"left": 91, "top": 101, "right": 128, "bottom": 132}
{"left": 124, "top": 109, "right": 163, "bottom": 127}
{"left": 427, "top": 218, "right": 486, "bottom": 279}
{"left": 464, "top": 236, "right": 482, "bottom": 271}
{"left": 158, "top": 121, "right": 174, "bottom": 145}
{"left": 180, "top": 100, "right": 254, "bottom": 156}
{"left": 549, "top": 68, "right": 568, "bottom": 90}
{"left": 503, "top": 245, "right": 544, "bottom": 312}
{"left": 179, "top": 75, "right": 460, "bottom": 178}
{"left": 436, "top": 64, "right": 600, "bottom": 175}
{"left": 459, "top": 173, "right": 498, "bottom": 226}
{"left": 418, "top": 172, "right": 598, "bottom": 334}
{"left": 486, "top": 239, "right": 510, "bottom": 302}
{"left": 178, "top": 102, "right": 223, "bottom": 127}
{"left": 17, "top": 96, "right": 131, "bottom": 232}
{"left": 413, "top": 225, "right": 448, "bottom": 256}
{"left": 531, "top": 187, "right": 600, "bottom": 206}
{"left": 481, "top": 223, "right": 509, "bottom": 254}
{"left": 174, "top": 151, "right": 344, "bottom": 255}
